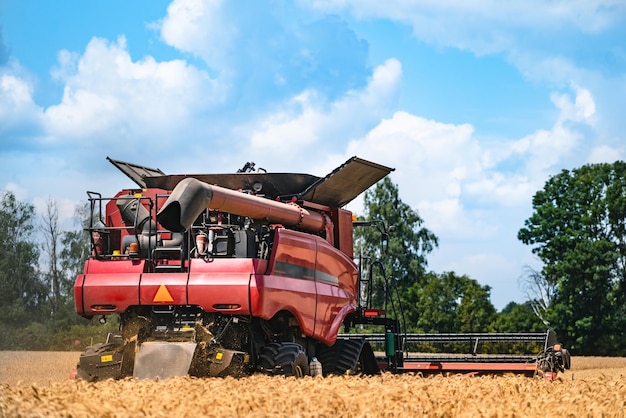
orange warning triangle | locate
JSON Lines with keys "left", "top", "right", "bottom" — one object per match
{"left": 153, "top": 284, "right": 174, "bottom": 303}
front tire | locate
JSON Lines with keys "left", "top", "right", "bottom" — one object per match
{"left": 257, "top": 342, "right": 309, "bottom": 377}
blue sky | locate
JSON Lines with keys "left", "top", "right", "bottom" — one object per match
{"left": 1, "top": 0, "right": 625, "bottom": 310}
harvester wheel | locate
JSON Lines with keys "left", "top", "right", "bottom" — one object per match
{"left": 317, "top": 338, "right": 378, "bottom": 376}
{"left": 257, "top": 342, "right": 309, "bottom": 377}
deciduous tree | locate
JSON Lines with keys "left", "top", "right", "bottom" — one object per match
{"left": 354, "top": 177, "right": 438, "bottom": 310}
{"left": 0, "top": 192, "right": 46, "bottom": 325}
{"left": 518, "top": 161, "right": 626, "bottom": 355}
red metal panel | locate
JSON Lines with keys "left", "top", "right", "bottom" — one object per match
{"left": 314, "top": 239, "right": 358, "bottom": 344}
{"left": 81, "top": 259, "right": 146, "bottom": 315}
{"left": 252, "top": 274, "right": 317, "bottom": 336}
{"left": 140, "top": 272, "right": 188, "bottom": 305}
{"left": 257, "top": 229, "right": 318, "bottom": 336}
{"left": 84, "top": 258, "right": 145, "bottom": 274}
{"left": 401, "top": 362, "right": 538, "bottom": 374}
{"left": 82, "top": 272, "right": 141, "bottom": 315}
{"left": 187, "top": 258, "right": 265, "bottom": 314}
{"left": 74, "top": 274, "right": 85, "bottom": 315}
{"left": 335, "top": 208, "right": 354, "bottom": 258}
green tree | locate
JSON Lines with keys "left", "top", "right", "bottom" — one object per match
{"left": 402, "top": 271, "right": 461, "bottom": 333}
{"left": 402, "top": 271, "right": 496, "bottom": 333}
{"left": 491, "top": 302, "right": 546, "bottom": 333}
{"left": 0, "top": 192, "right": 47, "bottom": 325}
{"left": 457, "top": 279, "right": 496, "bottom": 333}
{"left": 518, "top": 161, "right": 626, "bottom": 355}
{"left": 56, "top": 202, "right": 91, "bottom": 326}
{"left": 354, "top": 177, "right": 438, "bottom": 309}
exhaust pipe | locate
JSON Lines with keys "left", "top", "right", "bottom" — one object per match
{"left": 157, "top": 177, "right": 327, "bottom": 233}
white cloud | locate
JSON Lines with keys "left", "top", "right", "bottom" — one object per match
{"left": 158, "top": 0, "right": 233, "bottom": 69}
{"left": 32, "top": 196, "right": 81, "bottom": 226}
{"left": 249, "top": 90, "right": 324, "bottom": 155}
{"left": 0, "top": 67, "right": 43, "bottom": 136}
{"left": 552, "top": 85, "right": 596, "bottom": 125}
{"left": 305, "top": 1, "right": 625, "bottom": 52}
{"left": 2, "top": 182, "right": 29, "bottom": 201}
{"left": 42, "top": 36, "right": 223, "bottom": 145}
{"left": 468, "top": 87, "right": 598, "bottom": 201}
{"left": 341, "top": 110, "right": 495, "bottom": 238}
{"left": 465, "top": 173, "right": 536, "bottom": 207}
{"left": 508, "top": 85, "right": 596, "bottom": 178}
{"left": 246, "top": 58, "right": 402, "bottom": 161}
{"left": 587, "top": 145, "right": 624, "bottom": 163}
{"left": 339, "top": 82, "right": 602, "bottom": 244}
{"left": 417, "top": 198, "right": 480, "bottom": 238}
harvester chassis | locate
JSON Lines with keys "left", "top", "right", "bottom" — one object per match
{"left": 73, "top": 157, "right": 570, "bottom": 381}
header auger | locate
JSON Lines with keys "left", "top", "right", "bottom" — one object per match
{"left": 74, "top": 157, "right": 569, "bottom": 381}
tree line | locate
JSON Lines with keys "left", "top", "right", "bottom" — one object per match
{"left": 353, "top": 177, "right": 547, "bottom": 341}
{"left": 0, "top": 194, "right": 115, "bottom": 350}
{"left": 355, "top": 161, "right": 626, "bottom": 356}
{"left": 1, "top": 160, "right": 624, "bottom": 355}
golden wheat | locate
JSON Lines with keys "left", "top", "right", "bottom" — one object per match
{"left": 1, "top": 352, "right": 625, "bottom": 417}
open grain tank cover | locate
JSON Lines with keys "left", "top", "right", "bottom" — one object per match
{"left": 298, "top": 156, "right": 395, "bottom": 207}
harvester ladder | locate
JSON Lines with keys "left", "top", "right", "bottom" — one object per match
{"left": 152, "top": 247, "right": 185, "bottom": 272}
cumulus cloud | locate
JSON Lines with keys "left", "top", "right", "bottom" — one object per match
{"left": 43, "top": 36, "right": 223, "bottom": 147}
{"left": 0, "top": 67, "right": 44, "bottom": 143}
{"left": 509, "top": 85, "right": 596, "bottom": 176}
{"left": 339, "top": 83, "right": 600, "bottom": 240}
{"left": 158, "top": 0, "right": 232, "bottom": 68}
{"left": 587, "top": 145, "right": 624, "bottom": 163}
{"left": 552, "top": 85, "right": 596, "bottom": 124}
{"left": 305, "top": 1, "right": 626, "bottom": 53}
{"left": 0, "top": 34, "right": 230, "bottom": 214}
{"left": 343, "top": 110, "right": 487, "bottom": 237}
{"left": 330, "top": 80, "right": 605, "bottom": 308}
{"left": 2, "top": 182, "right": 29, "bottom": 201}
{"left": 156, "top": 0, "right": 371, "bottom": 106}
{"left": 246, "top": 58, "right": 402, "bottom": 162}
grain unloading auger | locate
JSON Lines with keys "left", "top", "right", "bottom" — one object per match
{"left": 74, "top": 157, "right": 570, "bottom": 381}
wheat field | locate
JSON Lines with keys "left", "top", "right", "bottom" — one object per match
{"left": 1, "top": 352, "right": 625, "bottom": 417}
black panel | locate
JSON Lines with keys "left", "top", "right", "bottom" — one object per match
{"left": 299, "top": 157, "right": 394, "bottom": 207}
{"left": 144, "top": 173, "right": 320, "bottom": 198}
{"left": 107, "top": 157, "right": 165, "bottom": 189}
{"left": 108, "top": 156, "right": 393, "bottom": 207}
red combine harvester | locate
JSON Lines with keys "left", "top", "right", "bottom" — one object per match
{"left": 74, "top": 157, "right": 570, "bottom": 380}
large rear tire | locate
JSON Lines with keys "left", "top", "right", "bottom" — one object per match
{"left": 317, "top": 338, "right": 379, "bottom": 376}
{"left": 257, "top": 342, "right": 309, "bottom": 377}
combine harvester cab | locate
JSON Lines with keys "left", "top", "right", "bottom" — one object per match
{"left": 74, "top": 157, "right": 570, "bottom": 381}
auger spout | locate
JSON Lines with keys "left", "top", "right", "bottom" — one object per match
{"left": 157, "top": 177, "right": 327, "bottom": 233}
